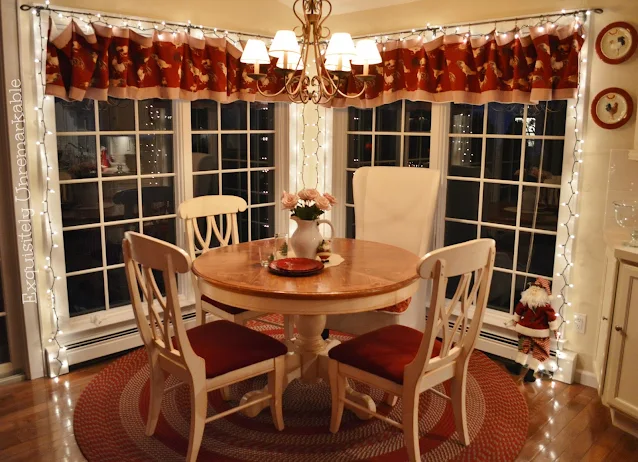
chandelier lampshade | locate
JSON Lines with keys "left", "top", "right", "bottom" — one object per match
{"left": 325, "top": 55, "right": 352, "bottom": 72}
{"left": 351, "top": 39, "right": 382, "bottom": 77}
{"left": 325, "top": 33, "right": 357, "bottom": 60}
{"left": 269, "top": 30, "right": 301, "bottom": 58}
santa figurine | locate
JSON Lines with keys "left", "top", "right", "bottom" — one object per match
{"left": 506, "top": 277, "right": 561, "bottom": 382}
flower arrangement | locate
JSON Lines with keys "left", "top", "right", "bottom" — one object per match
{"left": 281, "top": 188, "right": 337, "bottom": 221}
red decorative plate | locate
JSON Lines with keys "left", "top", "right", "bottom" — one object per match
{"left": 268, "top": 258, "right": 324, "bottom": 276}
{"left": 591, "top": 87, "right": 634, "bottom": 130}
{"left": 596, "top": 22, "right": 637, "bottom": 65}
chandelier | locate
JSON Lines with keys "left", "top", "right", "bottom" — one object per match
{"left": 239, "top": 0, "right": 381, "bottom": 104}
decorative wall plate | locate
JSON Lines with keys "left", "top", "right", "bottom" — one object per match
{"left": 596, "top": 22, "right": 637, "bottom": 64}
{"left": 591, "top": 88, "right": 633, "bottom": 130}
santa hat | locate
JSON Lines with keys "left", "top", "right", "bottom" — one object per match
{"left": 532, "top": 277, "right": 551, "bottom": 295}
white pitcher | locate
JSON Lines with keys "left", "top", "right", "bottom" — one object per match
{"left": 290, "top": 216, "right": 335, "bottom": 260}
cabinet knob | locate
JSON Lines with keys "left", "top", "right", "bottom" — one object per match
{"left": 602, "top": 317, "right": 608, "bottom": 321}
{"left": 615, "top": 325, "right": 623, "bottom": 333}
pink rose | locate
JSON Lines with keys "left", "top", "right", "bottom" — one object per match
{"left": 323, "top": 192, "right": 337, "bottom": 205}
{"left": 315, "top": 195, "right": 331, "bottom": 211}
{"left": 281, "top": 191, "right": 299, "bottom": 210}
{"left": 298, "top": 188, "right": 320, "bottom": 201}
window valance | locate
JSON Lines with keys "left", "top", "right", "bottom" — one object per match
{"left": 46, "top": 21, "right": 584, "bottom": 106}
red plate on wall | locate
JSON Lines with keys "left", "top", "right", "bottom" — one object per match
{"left": 268, "top": 258, "right": 324, "bottom": 276}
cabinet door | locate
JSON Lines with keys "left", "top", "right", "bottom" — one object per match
{"left": 605, "top": 262, "right": 638, "bottom": 419}
{"left": 595, "top": 253, "right": 618, "bottom": 393}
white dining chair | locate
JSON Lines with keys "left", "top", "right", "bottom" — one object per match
{"left": 178, "top": 195, "right": 293, "bottom": 340}
{"left": 325, "top": 166, "right": 441, "bottom": 336}
{"left": 328, "top": 239, "right": 496, "bottom": 462}
{"left": 123, "top": 231, "right": 287, "bottom": 462}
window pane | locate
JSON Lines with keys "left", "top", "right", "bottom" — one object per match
{"left": 446, "top": 180, "right": 479, "bottom": 220}
{"left": 482, "top": 183, "right": 519, "bottom": 226}
{"left": 347, "top": 135, "right": 372, "bottom": 168}
{"left": 346, "top": 206, "right": 356, "bottom": 238}
{"left": 450, "top": 104, "right": 484, "bottom": 134}
{"left": 108, "top": 268, "right": 131, "bottom": 309}
{"left": 346, "top": 170, "right": 354, "bottom": 204}
{"left": 348, "top": 107, "right": 373, "bottom": 131}
{"left": 60, "top": 183, "right": 100, "bottom": 227}
{"left": 251, "top": 170, "right": 275, "bottom": 204}
{"left": 481, "top": 226, "right": 515, "bottom": 270}
{"left": 404, "top": 136, "right": 430, "bottom": 168}
{"left": 105, "top": 223, "right": 139, "bottom": 266}
{"left": 140, "top": 134, "right": 173, "bottom": 174}
{"left": 222, "top": 172, "right": 248, "bottom": 201}
{"left": 143, "top": 218, "right": 176, "bottom": 245}
{"left": 105, "top": 179, "right": 139, "bottom": 222}
{"left": 68, "top": 272, "right": 105, "bottom": 317}
{"left": 238, "top": 210, "right": 249, "bottom": 242}
{"left": 524, "top": 139, "right": 564, "bottom": 183}
{"left": 528, "top": 101, "right": 567, "bottom": 137}
{"left": 0, "top": 317, "right": 9, "bottom": 364}
{"left": 250, "top": 134, "right": 275, "bottom": 168}
{"left": 142, "top": 178, "right": 174, "bottom": 217}
{"left": 375, "top": 135, "right": 400, "bottom": 166}
{"left": 57, "top": 135, "right": 97, "bottom": 180}
{"left": 448, "top": 137, "right": 482, "bottom": 177}
{"left": 191, "top": 100, "right": 218, "bottom": 130}
{"left": 138, "top": 99, "right": 172, "bottom": 130}
{"left": 98, "top": 99, "right": 135, "bottom": 131}
{"left": 375, "top": 101, "right": 402, "bottom": 131}
{"left": 520, "top": 186, "right": 559, "bottom": 230}
{"left": 485, "top": 139, "right": 522, "bottom": 181}
{"left": 221, "top": 101, "right": 247, "bottom": 130}
{"left": 405, "top": 101, "right": 432, "bottom": 132}
{"left": 221, "top": 134, "right": 248, "bottom": 169}
{"left": 100, "top": 135, "right": 136, "bottom": 177}
{"left": 487, "top": 103, "right": 524, "bottom": 135}
{"left": 55, "top": 99, "right": 95, "bottom": 132}
{"left": 488, "top": 270, "right": 512, "bottom": 312}
{"left": 251, "top": 206, "right": 275, "bottom": 240}
{"left": 194, "top": 174, "right": 219, "bottom": 197}
{"left": 517, "top": 232, "right": 557, "bottom": 277}
{"left": 444, "top": 221, "right": 477, "bottom": 245}
{"left": 250, "top": 102, "right": 274, "bottom": 130}
{"left": 63, "top": 228, "right": 102, "bottom": 272}
{"left": 192, "top": 134, "right": 219, "bottom": 172}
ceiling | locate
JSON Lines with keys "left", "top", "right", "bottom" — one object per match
{"left": 55, "top": 0, "right": 630, "bottom": 36}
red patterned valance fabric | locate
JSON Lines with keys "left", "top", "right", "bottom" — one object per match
{"left": 45, "top": 21, "right": 288, "bottom": 102}
{"left": 333, "top": 25, "right": 584, "bottom": 108}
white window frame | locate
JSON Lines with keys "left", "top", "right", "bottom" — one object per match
{"left": 47, "top": 100, "right": 288, "bottom": 339}
{"left": 332, "top": 100, "right": 574, "bottom": 325}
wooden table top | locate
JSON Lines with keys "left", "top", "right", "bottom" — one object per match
{"left": 192, "top": 238, "right": 421, "bottom": 300}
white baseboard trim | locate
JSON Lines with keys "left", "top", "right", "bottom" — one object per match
{"left": 574, "top": 369, "right": 599, "bottom": 389}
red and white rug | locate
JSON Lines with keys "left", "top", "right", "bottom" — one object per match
{"left": 74, "top": 321, "right": 527, "bottom": 461}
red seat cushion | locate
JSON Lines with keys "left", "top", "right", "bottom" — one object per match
{"left": 173, "top": 320, "right": 288, "bottom": 379}
{"left": 202, "top": 294, "right": 247, "bottom": 315}
{"left": 328, "top": 325, "right": 441, "bottom": 384}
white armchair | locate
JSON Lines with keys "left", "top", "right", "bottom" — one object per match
{"left": 325, "top": 166, "right": 440, "bottom": 335}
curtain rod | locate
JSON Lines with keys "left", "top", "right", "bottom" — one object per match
{"left": 19, "top": 4, "right": 274, "bottom": 41}
{"left": 355, "top": 8, "right": 603, "bottom": 39}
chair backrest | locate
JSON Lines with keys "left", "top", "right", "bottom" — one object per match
{"left": 405, "top": 239, "right": 496, "bottom": 380}
{"left": 353, "top": 166, "right": 441, "bottom": 256}
{"left": 178, "top": 195, "right": 248, "bottom": 259}
{"left": 123, "top": 231, "right": 202, "bottom": 371}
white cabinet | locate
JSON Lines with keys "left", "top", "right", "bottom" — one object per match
{"left": 598, "top": 246, "right": 638, "bottom": 438}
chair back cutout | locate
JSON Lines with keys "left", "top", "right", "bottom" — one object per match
{"left": 178, "top": 195, "right": 248, "bottom": 258}
{"left": 406, "top": 239, "right": 496, "bottom": 379}
{"left": 353, "top": 167, "right": 440, "bottom": 256}
{"left": 123, "top": 231, "right": 201, "bottom": 370}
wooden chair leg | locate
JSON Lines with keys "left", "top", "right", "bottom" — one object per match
{"left": 146, "top": 355, "right": 165, "bottom": 436}
{"left": 186, "top": 385, "right": 208, "bottom": 462}
{"left": 329, "top": 359, "right": 346, "bottom": 434}
{"left": 284, "top": 315, "right": 295, "bottom": 344}
{"left": 220, "top": 386, "right": 232, "bottom": 401}
{"left": 268, "top": 356, "right": 285, "bottom": 431}
{"left": 382, "top": 393, "right": 398, "bottom": 407}
{"left": 402, "top": 389, "right": 420, "bottom": 462}
{"left": 450, "top": 360, "right": 470, "bottom": 445}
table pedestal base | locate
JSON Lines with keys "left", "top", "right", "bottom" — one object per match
{"left": 239, "top": 314, "right": 376, "bottom": 420}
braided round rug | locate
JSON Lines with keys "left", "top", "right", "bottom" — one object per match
{"left": 74, "top": 319, "right": 527, "bottom": 461}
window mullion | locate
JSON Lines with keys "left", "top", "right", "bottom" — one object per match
{"left": 399, "top": 100, "right": 406, "bottom": 167}
{"left": 247, "top": 101, "right": 252, "bottom": 242}
{"left": 477, "top": 104, "right": 487, "bottom": 240}
{"left": 430, "top": 102, "right": 450, "bottom": 251}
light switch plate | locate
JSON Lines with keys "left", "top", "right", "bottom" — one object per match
{"left": 573, "top": 313, "right": 587, "bottom": 334}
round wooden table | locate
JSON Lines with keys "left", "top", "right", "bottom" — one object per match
{"left": 192, "top": 237, "right": 420, "bottom": 418}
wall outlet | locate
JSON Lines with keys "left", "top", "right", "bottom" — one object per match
{"left": 573, "top": 313, "right": 587, "bottom": 334}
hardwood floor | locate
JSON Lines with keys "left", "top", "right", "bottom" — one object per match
{"left": 0, "top": 353, "right": 636, "bottom": 462}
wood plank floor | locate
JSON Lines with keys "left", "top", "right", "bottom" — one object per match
{"left": 0, "top": 352, "right": 636, "bottom": 462}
